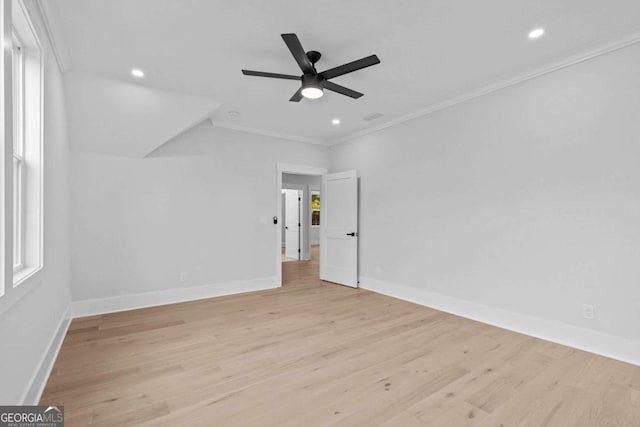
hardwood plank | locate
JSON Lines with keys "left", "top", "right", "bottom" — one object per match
{"left": 41, "top": 246, "right": 640, "bottom": 426}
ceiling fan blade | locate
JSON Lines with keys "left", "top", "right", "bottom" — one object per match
{"left": 320, "top": 55, "right": 380, "bottom": 80}
{"left": 242, "top": 70, "right": 300, "bottom": 80}
{"left": 289, "top": 87, "right": 304, "bottom": 102}
{"left": 281, "top": 33, "right": 314, "bottom": 74}
{"left": 323, "top": 81, "right": 364, "bottom": 99}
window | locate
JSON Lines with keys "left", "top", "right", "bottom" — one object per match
{"left": 6, "top": 0, "right": 43, "bottom": 288}
{"left": 12, "top": 37, "right": 25, "bottom": 272}
{"left": 311, "top": 192, "right": 320, "bottom": 226}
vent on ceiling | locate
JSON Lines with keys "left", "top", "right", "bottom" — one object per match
{"left": 363, "top": 113, "right": 384, "bottom": 122}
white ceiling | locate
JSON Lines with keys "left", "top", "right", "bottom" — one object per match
{"left": 64, "top": 71, "right": 221, "bottom": 157}
{"left": 51, "top": 0, "right": 640, "bottom": 145}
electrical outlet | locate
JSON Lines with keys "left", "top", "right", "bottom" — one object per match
{"left": 179, "top": 272, "right": 188, "bottom": 283}
{"left": 582, "top": 304, "right": 595, "bottom": 320}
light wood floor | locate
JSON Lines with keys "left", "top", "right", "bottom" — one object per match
{"left": 42, "top": 247, "right": 639, "bottom": 426}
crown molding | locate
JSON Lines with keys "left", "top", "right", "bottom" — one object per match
{"left": 210, "top": 119, "right": 328, "bottom": 146}
{"left": 331, "top": 32, "right": 640, "bottom": 146}
{"left": 26, "top": 1, "right": 640, "bottom": 149}
{"left": 35, "top": 0, "right": 72, "bottom": 72}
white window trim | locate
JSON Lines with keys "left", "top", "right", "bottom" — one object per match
{"left": 0, "top": 0, "right": 44, "bottom": 311}
{"left": 12, "top": 153, "right": 24, "bottom": 273}
{"left": 12, "top": 0, "right": 43, "bottom": 288}
{"left": 12, "top": 33, "right": 25, "bottom": 274}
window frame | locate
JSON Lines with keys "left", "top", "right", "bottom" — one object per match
{"left": 311, "top": 191, "right": 320, "bottom": 227}
{"left": 12, "top": 33, "right": 25, "bottom": 274}
{"left": 11, "top": 0, "right": 43, "bottom": 288}
{"left": 1, "top": 0, "right": 44, "bottom": 309}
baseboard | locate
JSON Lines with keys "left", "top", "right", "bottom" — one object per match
{"left": 360, "top": 277, "right": 640, "bottom": 366}
{"left": 21, "top": 304, "right": 72, "bottom": 405}
{"left": 71, "top": 276, "right": 279, "bottom": 318}
{"left": 19, "top": 277, "right": 278, "bottom": 404}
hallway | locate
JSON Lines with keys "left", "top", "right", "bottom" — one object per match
{"left": 282, "top": 245, "right": 320, "bottom": 287}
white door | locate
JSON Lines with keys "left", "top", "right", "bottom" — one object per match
{"left": 284, "top": 189, "right": 300, "bottom": 260}
{"left": 320, "top": 171, "right": 358, "bottom": 287}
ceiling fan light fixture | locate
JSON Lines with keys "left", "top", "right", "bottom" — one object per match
{"left": 241, "top": 33, "right": 380, "bottom": 102}
{"left": 301, "top": 86, "right": 323, "bottom": 99}
{"left": 300, "top": 74, "right": 324, "bottom": 99}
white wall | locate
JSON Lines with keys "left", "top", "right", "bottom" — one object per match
{"left": 331, "top": 43, "right": 640, "bottom": 348}
{"left": 283, "top": 173, "right": 321, "bottom": 188}
{"left": 0, "top": 1, "right": 71, "bottom": 404}
{"left": 70, "top": 122, "right": 329, "bottom": 302}
{"left": 64, "top": 70, "right": 220, "bottom": 157}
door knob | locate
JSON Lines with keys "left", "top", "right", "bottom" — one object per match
{"left": 346, "top": 232, "right": 357, "bottom": 236}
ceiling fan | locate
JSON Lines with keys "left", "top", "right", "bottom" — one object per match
{"left": 242, "top": 33, "right": 380, "bottom": 102}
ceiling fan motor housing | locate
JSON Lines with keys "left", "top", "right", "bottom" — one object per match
{"left": 306, "top": 50, "right": 322, "bottom": 64}
{"left": 302, "top": 73, "right": 322, "bottom": 88}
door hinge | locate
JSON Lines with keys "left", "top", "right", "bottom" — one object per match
{"left": 298, "top": 223, "right": 301, "bottom": 227}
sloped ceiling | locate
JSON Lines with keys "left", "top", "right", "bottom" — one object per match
{"left": 50, "top": 0, "right": 640, "bottom": 145}
{"left": 64, "top": 71, "right": 221, "bottom": 157}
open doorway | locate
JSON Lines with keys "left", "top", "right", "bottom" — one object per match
{"left": 281, "top": 174, "right": 321, "bottom": 285}
{"left": 276, "top": 164, "right": 327, "bottom": 287}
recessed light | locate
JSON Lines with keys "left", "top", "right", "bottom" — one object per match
{"left": 528, "top": 28, "right": 545, "bottom": 39}
{"left": 227, "top": 110, "right": 241, "bottom": 118}
{"left": 332, "top": 118, "right": 340, "bottom": 125}
{"left": 131, "top": 68, "right": 145, "bottom": 78}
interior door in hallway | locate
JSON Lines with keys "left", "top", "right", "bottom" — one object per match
{"left": 320, "top": 171, "right": 358, "bottom": 287}
{"left": 284, "top": 189, "right": 301, "bottom": 260}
